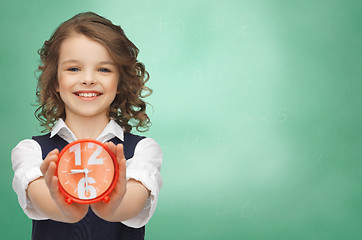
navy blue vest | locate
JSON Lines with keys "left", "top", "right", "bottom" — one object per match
{"left": 32, "top": 133, "right": 146, "bottom": 240}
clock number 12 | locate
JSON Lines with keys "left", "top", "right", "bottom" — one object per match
{"left": 69, "top": 143, "right": 105, "bottom": 166}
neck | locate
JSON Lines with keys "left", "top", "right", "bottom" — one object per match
{"left": 64, "top": 114, "right": 110, "bottom": 139}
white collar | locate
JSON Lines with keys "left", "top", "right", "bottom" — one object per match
{"left": 50, "top": 119, "right": 124, "bottom": 143}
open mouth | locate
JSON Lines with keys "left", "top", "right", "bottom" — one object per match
{"left": 74, "top": 91, "right": 103, "bottom": 98}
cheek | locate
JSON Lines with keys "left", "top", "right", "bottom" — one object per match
{"left": 56, "top": 81, "right": 66, "bottom": 96}
{"left": 111, "top": 77, "right": 120, "bottom": 95}
{"left": 57, "top": 74, "right": 74, "bottom": 91}
{"left": 57, "top": 74, "right": 64, "bottom": 91}
{"left": 56, "top": 77, "right": 73, "bottom": 103}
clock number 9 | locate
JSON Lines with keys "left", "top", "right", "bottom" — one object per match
{"left": 69, "top": 143, "right": 105, "bottom": 165}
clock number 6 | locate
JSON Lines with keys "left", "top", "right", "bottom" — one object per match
{"left": 78, "top": 177, "right": 97, "bottom": 199}
{"left": 69, "top": 143, "right": 105, "bottom": 165}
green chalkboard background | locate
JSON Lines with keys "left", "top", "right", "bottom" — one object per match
{"left": 1, "top": 0, "right": 361, "bottom": 239}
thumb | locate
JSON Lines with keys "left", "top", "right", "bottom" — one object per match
{"left": 116, "top": 144, "right": 126, "bottom": 179}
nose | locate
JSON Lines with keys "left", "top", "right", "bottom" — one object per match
{"left": 81, "top": 70, "right": 96, "bottom": 86}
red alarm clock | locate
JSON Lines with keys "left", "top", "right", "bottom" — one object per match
{"left": 56, "top": 139, "right": 119, "bottom": 204}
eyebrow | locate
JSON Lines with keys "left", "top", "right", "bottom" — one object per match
{"left": 61, "top": 59, "right": 116, "bottom": 65}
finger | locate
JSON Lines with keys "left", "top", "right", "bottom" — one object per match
{"left": 116, "top": 144, "right": 125, "bottom": 163}
{"left": 40, "top": 149, "right": 59, "bottom": 174}
{"left": 40, "top": 153, "right": 56, "bottom": 177}
{"left": 105, "top": 142, "right": 116, "bottom": 154}
{"left": 40, "top": 160, "right": 48, "bottom": 176}
{"left": 118, "top": 157, "right": 127, "bottom": 182}
{"left": 49, "top": 175, "right": 68, "bottom": 208}
{"left": 45, "top": 161, "right": 57, "bottom": 186}
{"left": 47, "top": 148, "right": 59, "bottom": 159}
{"left": 50, "top": 176, "right": 66, "bottom": 204}
{"left": 116, "top": 144, "right": 126, "bottom": 179}
{"left": 49, "top": 175, "right": 59, "bottom": 196}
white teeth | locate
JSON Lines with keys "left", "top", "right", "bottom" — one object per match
{"left": 78, "top": 93, "right": 99, "bottom": 97}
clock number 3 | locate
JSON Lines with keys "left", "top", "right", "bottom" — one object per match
{"left": 69, "top": 143, "right": 105, "bottom": 165}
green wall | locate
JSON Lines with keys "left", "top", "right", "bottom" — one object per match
{"left": 1, "top": 0, "right": 361, "bottom": 239}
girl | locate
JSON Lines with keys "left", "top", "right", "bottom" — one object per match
{"left": 11, "top": 12, "right": 162, "bottom": 240}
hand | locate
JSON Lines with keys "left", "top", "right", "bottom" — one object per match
{"left": 91, "top": 142, "right": 127, "bottom": 221}
{"left": 40, "top": 149, "right": 89, "bottom": 222}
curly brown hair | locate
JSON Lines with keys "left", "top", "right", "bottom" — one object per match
{"left": 35, "top": 12, "right": 152, "bottom": 133}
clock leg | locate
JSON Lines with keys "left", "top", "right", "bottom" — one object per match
{"left": 103, "top": 195, "right": 110, "bottom": 203}
{"left": 65, "top": 197, "right": 73, "bottom": 205}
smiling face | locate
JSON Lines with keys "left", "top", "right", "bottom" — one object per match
{"left": 57, "top": 34, "right": 119, "bottom": 122}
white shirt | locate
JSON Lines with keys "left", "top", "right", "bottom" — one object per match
{"left": 11, "top": 119, "right": 162, "bottom": 228}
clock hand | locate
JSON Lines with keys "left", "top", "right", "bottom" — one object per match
{"left": 70, "top": 169, "right": 85, "bottom": 174}
{"left": 69, "top": 168, "right": 91, "bottom": 194}
{"left": 84, "top": 168, "right": 89, "bottom": 193}
{"left": 69, "top": 169, "right": 92, "bottom": 174}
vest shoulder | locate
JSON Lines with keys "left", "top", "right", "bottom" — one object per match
{"left": 124, "top": 132, "right": 146, "bottom": 141}
{"left": 123, "top": 132, "right": 147, "bottom": 146}
{"left": 32, "top": 133, "right": 68, "bottom": 159}
{"left": 32, "top": 133, "right": 51, "bottom": 141}
{"left": 121, "top": 132, "right": 146, "bottom": 159}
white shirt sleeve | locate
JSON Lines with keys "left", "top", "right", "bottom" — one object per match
{"left": 11, "top": 139, "right": 48, "bottom": 220}
{"left": 122, "top": 137, "right": 163, "bottom": 228}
